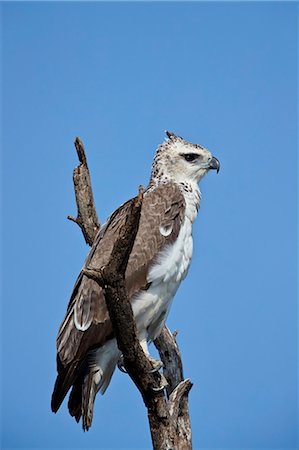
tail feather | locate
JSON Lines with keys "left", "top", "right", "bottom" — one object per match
{"left": 68, "top": 376, "right": 84, "bottom": 422}
{"left": 81, "top": 341, "right": 119, "bottom": 430}
{"left": 52, "top": 339, "right": 120, "bottom": 430}
{"left": 82, "top": 369, "right": 100, "bottom": 431}
{"left": 51, "top": 358, "right": 81, "bottom": 413}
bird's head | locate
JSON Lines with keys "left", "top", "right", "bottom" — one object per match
{"left": 150, "top": 131, "right": 220, "bottom": 186}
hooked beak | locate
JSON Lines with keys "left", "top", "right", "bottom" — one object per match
{"left": 209, "top": 156, "right": 220, "bottom": 173}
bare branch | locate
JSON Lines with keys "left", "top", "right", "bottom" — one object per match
{"left": 68, "top": 137, "right": 100, "bottom": 245}
{"left": 169, "top": 378, "right": 193, "bottom": 419}
{"left": 154, "top": 326, "right": 184, "bottom": 396}
{"left": 67, "top": 215, "right": 78, "bottom": 224}
{"left": 155, "top": 326, "right": 193, "bottom": 449}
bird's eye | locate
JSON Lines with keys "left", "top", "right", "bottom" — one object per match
{"left": 182, "top": 153, "right": 199, "bottom": 162}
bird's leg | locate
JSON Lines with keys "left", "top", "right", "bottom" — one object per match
{"left": 117, "top": 339, "right": 168, "bottom": 392}
{"left": 139, "top": 339, "right": 168, "bottom": 391}
{"left": 117, "top": 338, "right": 167, "bottom": 391}
{"left": 140, "top": 339, "right": 163, "bottom": 373}
{"left": 117, "top": 340, "right": 163, "bottom": 374}
{"left": 117, "top": 354, "right": 127, "bottom": 373}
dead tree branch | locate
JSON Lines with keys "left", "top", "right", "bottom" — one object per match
{"left": 68, "top": 137, "right": 192, "bottom": 449}
{"left": 67, "top": 137, "right": 100, "bottom": 245}
{"left": 155, "top": 327, "right": 193, "bottom": 448}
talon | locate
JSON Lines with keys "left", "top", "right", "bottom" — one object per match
{"left": 152, "top": 384, "right": 165, "bottom": 392}
{"left": 147, "top": 356, "right": 163, "bottom": 373}
{"left": 117, "top": 355, "right": 127, "bottom": 373}
{"left": 149, "top": 361, "right": 163, "bottom": 373}
{"left": 117, "top": 362, "right": 127, "bottom": 373}
{"left": 151, "top": 374, "right": 168, "bottom": 392}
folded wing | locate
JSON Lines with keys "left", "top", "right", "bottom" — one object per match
{"left": 51, "top": 182, "right": 185, "bottom": 421}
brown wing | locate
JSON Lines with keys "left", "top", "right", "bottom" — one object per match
{"left": 51, "top": 182, "right": 185, "bottom": 412}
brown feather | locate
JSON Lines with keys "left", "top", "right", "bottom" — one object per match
{"left": 68, "top": 378, "right": 83, "bottom": 422}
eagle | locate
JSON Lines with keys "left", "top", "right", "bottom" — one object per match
{"left": 51, "top": 131, "right": 220, "bottom": 430}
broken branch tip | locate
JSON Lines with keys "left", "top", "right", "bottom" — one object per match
{"left": 67, "top": 215, "right": 78, "bottom": 224}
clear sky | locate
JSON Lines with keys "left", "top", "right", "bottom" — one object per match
{"left": 1, "top": 2, "right": 297, "bottom": 449}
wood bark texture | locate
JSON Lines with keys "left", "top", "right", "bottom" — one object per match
{"left": 68, "top": 137, "right": 193, "bottom": 449}
{"left": 67, "top": 137, "right": 100, "bottom": 245}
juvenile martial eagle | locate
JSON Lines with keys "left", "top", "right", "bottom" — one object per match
{"left": 51, "top": 131, "right": 220, "bottom": 430}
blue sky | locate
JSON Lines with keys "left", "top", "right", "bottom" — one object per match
{"left": 1, "top": 2, "right": 297, "bottom": 449}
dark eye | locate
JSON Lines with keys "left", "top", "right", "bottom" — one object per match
{"left": 182, "top": 153, "right": 199, "bottom": 162}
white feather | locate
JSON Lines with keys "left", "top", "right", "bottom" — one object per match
{"left": 159, "top": 224, "right": 173, "bottom": 237}
{"left": 93, "top": 339, "right": 120, "bottom": 394}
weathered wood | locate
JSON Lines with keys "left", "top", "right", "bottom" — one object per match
{"left": 68, "top": 137, "right": 193, "bottom": 449}
{"left": 154, "top": 326, "right": 184, "bottom": 396}
{"left": 155, "top": 327, "right": 193, "bottom": 449}
{"left": 67, "top": 137, "right": 100, "bottom": 245}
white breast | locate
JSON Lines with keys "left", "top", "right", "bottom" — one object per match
{"left": 132, "top": 185, "right": 199, "bottom": 342}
